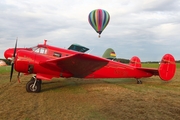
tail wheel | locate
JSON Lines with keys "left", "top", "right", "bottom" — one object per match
{"left": 26, "top": 80, "right": 41, "bottom": 93}
{"left": 137, "top": 79, "right": 142, "bottom": 84}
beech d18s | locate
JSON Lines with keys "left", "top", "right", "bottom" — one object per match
{"left": 4, "top": 40, "right": 176, "bottom": 93}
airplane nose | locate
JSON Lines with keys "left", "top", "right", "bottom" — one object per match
{"left": 4, "top": 48, "right": 14, "bottom": 59}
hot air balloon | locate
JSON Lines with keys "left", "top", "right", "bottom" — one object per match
{"left": 88, "top": 9, "right": 110, "bottom": 38}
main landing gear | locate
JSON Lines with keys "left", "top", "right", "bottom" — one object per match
{"left": 26, "top": 76, "right": 42, "bottom": 93}
{"left": 137, "top": 79, "right": 142, "bottom": 84}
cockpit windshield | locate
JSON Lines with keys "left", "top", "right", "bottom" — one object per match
{"left": 31, "top": 46, "right": 38, "bottom": 52}
{"left": 31, "top": 46, "right": 47, "bottom": 54}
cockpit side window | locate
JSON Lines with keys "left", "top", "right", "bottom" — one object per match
{"left": 53, "top": 52, "right": 61, "bottom": 57}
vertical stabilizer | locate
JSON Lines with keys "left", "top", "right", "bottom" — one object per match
{"left": 129, "top": 56, "right": 141, "bottom": 67}
{"left": 158, "top": 54, "right": 176, "bottom": 81}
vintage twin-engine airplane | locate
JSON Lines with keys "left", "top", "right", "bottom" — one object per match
{"left": 4, "top": 39, "right": 176, "bottom": 93}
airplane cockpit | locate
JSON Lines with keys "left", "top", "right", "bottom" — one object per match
{"left": 29, "top": 42, "right": 89, "bottom": 59}
{"left": 31, "top": 46, "right": 47, "bottom": 54}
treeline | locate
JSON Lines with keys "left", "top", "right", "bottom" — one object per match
{"left": 114, "top": 58, "right": 180, "bottom": 64}
{"left": 176, "top": 60, "right": 180, "bottom": 63}
{"left": 116, "top": 58, "right": 130, "bottom": 63}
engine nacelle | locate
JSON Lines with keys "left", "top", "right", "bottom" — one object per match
{"left": 14, "top": 50, "right": 72, "bottom": 80}
{"left": 14, "top": 50, "right": 35, "bottom": 73}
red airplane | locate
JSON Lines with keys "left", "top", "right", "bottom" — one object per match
{"left": 4, "top": 39, "right": 176, "bottom": 93}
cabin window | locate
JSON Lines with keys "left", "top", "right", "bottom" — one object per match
{"left": 39, "top": 48, "right": 47, "bottom": 54}
{"left": 53, "top": 52, "right": 61, "bottom": 57}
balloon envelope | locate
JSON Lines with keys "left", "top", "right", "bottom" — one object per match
{"left": 88, "top": 9, "right": 110, "bottom": 36}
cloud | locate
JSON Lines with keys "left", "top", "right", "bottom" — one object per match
{"left": 0, "top": 0, "right": 180, "bottom": 61}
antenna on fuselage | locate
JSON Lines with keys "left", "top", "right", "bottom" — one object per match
{"left": 44, "top": 40, "right": 47, "bottom": 45}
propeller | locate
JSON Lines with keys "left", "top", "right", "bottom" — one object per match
{"left": 10, "top": 38, "right": 18, "bottom": 82}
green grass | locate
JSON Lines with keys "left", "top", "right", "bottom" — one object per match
{"left": 0, "top": 69, "right": 180, "bottom": 119}
{"left": 0, "top": 66, "right": 10, "bottom": 74}
{"left": 142, "top": 63, "right": 159, "bottom": 68}
{"left": 176, "top": 63, "right": 180, "bottom": 68}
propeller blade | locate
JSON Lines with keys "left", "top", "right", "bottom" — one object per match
{"left": 10, "top": 63, "right": 14, "bottom": 82}
{"left": 9, "top": 38, "right": 18, "bottom": 82}
{"left": 13, "top": 38, "right": 18, "bottom": 58}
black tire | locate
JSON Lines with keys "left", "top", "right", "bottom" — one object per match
{"left": 26, "top": 80, "right": 41, "bottom": 93}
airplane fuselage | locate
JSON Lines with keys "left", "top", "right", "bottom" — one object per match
{"left": 4, "top": 42, "right": 153, "bottom": 80}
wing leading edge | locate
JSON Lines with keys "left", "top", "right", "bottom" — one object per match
{"left": 40, "top": 53, "right": 109, "bottom": 78}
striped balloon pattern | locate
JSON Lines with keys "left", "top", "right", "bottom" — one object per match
{"left": 88, "top": 9, "right": 110, "bottom": 37}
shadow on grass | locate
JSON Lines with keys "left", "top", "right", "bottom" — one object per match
{"left": 41, "top": 78, "right": 137, "bottom": 92}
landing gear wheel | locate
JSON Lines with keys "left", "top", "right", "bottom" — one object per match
{"left": 137, "top": 79, "right": 142, "bottom": 84}
{"left": 26, "top": 80, "right": 41, "bottom": 93}
{"left": 30, "top": 76, "right": 42, "bottom": 84}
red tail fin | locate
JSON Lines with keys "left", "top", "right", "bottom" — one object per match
{"left": 158, "top": 54, "right": 176, "bottom": 81}
{"left": 129, "top": 56, "right": 141, "bottom": 67}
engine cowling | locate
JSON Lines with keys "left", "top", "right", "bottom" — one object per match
{"left": 14, "top": 50, "right": 35, "bottom": 73}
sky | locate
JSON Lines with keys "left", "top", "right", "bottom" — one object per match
{"left": 0, "top": 0, "right": 180, "bottom": 61}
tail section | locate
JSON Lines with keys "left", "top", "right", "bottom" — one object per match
{"left": 102, "top": 48, "right": 116, "bottom": 60}
{"left": 134, "top": 54, "right": 176, "bottom": 81}
{"left": 158, "top": 54, "right": 176, "bottom": 81}
{"left": 129, "top": 56, "right": 141, "bottom": 67}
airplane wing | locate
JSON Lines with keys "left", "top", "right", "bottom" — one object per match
{"left": 40, "top": 53, "right": 109, "bottom": 78}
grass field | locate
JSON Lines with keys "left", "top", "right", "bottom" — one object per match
{"left": 0, "top": 64, "right": 180, "bottom": 120}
